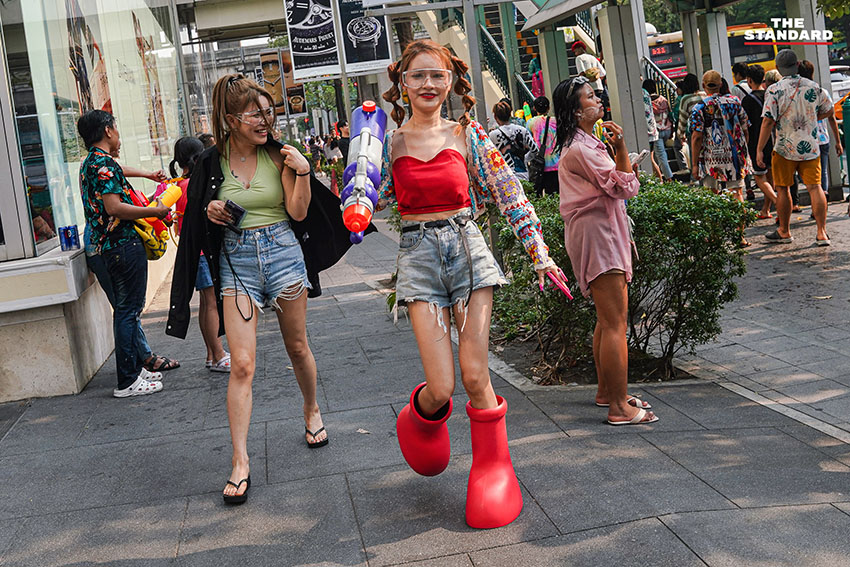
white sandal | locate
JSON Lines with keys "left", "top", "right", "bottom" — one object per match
{"left": 595, "top": 395, "right": 652, "bottom": 409}
{"left": 113, "top": 375, "right": 163, "bottom": 398}
{"left": 210, "top": 353, "right": 231, "bottom": 373}
{"left": 607, "top": 408, "right": 659, "bottom": 426}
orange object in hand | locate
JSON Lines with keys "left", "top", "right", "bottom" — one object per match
{"left": 144, "top": 183, "right": 182, "bottom": 225}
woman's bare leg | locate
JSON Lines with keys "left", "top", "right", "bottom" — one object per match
{"left": 274, "top": 288, "right": 326, "bottom": 444}
{"left": 589, "top": 274, "right": 655, "bottom": 422}
{"left": 199, "top": 287, "right": 227, "bottom": 362}
{"left": 453, "top": 287, "right": 498, "bottom": 410}
{"left": 222, "top": 294, "right": 259, "bottom": 497}
{"left": 407, "top": 301, "right": 457, "bottom": 416}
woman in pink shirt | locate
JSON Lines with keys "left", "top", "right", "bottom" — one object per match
{"left": 554, "top": 76, "right": 658, "bottom": 426}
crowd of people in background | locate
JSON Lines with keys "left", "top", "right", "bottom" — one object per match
{"left": 497, "top": 45, "right": 846, "bottom": 247}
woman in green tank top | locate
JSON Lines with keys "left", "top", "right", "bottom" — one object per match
{"left": 203, "top": 74, "right": 329, "bottom": 505}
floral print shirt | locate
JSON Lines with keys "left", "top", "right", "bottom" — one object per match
{"left": 762, "top": 75, "right": 832, "bottom": 161}
{"left": 80, "top": 147, "right": 137, "bottom": 254}
{"left": 690, "top": 94, "right": 752, "bottom": 181}
{"left": 379, "top": 120, "right": 554, "bottom": 270}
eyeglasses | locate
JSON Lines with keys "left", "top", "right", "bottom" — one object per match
{"left": 235, "top": 107, "right": 274, "bottom": 123}
{"left": 566, "top": 76, "right": 589, "bottom": 98}
{"left": 402, "top": 68, "right": 453, "bottom": 89}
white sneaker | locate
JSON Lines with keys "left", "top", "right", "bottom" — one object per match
{"left": 113, "top": 375, "right": 163, "bottom": 398}
{"left": 139, "top": 367, "right": 163, "bottom": 382}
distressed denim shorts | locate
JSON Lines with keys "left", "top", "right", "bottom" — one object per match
{"left": 219, "top": 221, "right": 310, "bottom": 309}
{"left": 396, "top": 210, "right": 507, "bottom": 317}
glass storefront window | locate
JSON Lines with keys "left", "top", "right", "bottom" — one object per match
{"left": 0, "top": 0, "right": 185, "bottom": 259}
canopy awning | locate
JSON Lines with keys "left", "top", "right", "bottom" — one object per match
{"left": 520, "top": 0, "right": 601, "bottom": 32}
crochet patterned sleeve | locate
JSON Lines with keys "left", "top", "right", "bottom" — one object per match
{"left": 377, "top": 130, "right": 395, "bottom": 210}
{"left": 467, "top": 121, "right": 554, "bottom": 271}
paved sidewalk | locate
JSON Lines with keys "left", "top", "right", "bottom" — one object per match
{"left": 2, "top": 210, "right": 850, "bottom": 566}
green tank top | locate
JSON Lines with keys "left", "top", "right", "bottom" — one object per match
{"left": 218, "top": 144, "right": 289, "bottom": 229}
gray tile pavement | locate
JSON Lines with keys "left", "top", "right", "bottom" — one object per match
{"left": 2, "top": 210, "right": 850, "bottom": 565}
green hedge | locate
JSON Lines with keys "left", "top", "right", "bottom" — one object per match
{"left": 492, "top": 177, "right": 754, "bottom": 380}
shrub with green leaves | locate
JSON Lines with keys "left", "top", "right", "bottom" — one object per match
{"left": 492, "top": 177, "right": 753, "bottom": 380}
{"left": 627, "top": 177, "right": 754, "bottom": 374}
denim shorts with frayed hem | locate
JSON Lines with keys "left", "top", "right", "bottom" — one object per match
{"left": 396, "top": 213, "right": 507, "bottom": 323}
{"left": 195, "top": 254, "right": 213, "bottom": 291}
{"left": 219, "top": 220, "right": 310, "bottom": 310}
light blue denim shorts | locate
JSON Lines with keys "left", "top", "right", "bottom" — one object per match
{"left": 219, "top": 221, "right": 310, "bottom": 309}
{"left": 396, "top": 210, "right": 507, "bottom": 314}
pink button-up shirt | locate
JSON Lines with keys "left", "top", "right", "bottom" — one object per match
{"left": 558, "top": 128, "right": 639, "bottom": 297}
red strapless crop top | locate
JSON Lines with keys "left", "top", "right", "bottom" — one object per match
{"left": 393, "top": 148, "right": 471, "bottom": 215}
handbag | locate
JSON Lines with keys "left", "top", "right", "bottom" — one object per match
{"left": 528, "top": 117, "right": 550, "bottom": 188}
{"left": 134, "top": 220, "right": 168, "bottom": 260}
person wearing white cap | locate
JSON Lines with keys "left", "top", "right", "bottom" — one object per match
{"left": 757, "top": 49, "right": 834, "bottom": 246}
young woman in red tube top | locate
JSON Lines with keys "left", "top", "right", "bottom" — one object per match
{"left": 377, "top": 39, "right": 568, "bottom": 529}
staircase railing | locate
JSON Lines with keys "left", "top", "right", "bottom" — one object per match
{"left": 641, "top": 56, "right": 678, "bottom": 109}
{"left": 438, "top": 8, "right": 533, "bottom": 106}
{"left": 575, "top": 9, "right": 593, "bottom": 40}
{"left": 480, "top": 24, "right": 534, "bottom": 105}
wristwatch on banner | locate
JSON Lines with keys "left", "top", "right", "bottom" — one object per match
{"left": 347, "top": 16, "right": 382, "bottom": 56}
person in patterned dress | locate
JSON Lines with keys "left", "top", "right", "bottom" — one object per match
{"left": 689, "top": 70, "right": 752, "bottom": 198}
{"left": 756, "top": 49, "right": 834, "bottom": 245}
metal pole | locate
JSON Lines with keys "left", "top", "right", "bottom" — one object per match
{"left": 168, "top": 0, "right": 192, "bottom": 136}
{"left": 462, "top": 0, "right": 488, "bottom": 125}
{"left": 277, "top": 49, "right": 293, "bottom": 141}
{"left": 331, "top": 0, "right": 353, "bottom": 121}
{"left": 499, "top": 3, "right": 519, "bottom": 107}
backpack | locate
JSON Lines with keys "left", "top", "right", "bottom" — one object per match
{"left": 527, "top": 117, "right": 550, "bottom": 188}
{"left": 498, "top": 126, "right": 529, "bottom": 162}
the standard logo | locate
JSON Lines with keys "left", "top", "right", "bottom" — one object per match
{"left": 744, "top": 18, "right": 833, "bottom": 45}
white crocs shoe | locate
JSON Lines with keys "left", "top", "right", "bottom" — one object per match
{"left": 113, "top": 374, "right": 163, "bottom": 398}
{"left": 139, "top": 367, "right": 163, "bottom": 382}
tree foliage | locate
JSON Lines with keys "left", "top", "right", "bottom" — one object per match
{"left": 644, "top": 0, "right": 682, "bottom": 34}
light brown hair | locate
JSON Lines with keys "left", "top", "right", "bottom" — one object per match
{"left": 211, "top": 73, "right": 276, "bottom": 155}
{"left": 382, "top": 39, "right": 475, "bottom": 128}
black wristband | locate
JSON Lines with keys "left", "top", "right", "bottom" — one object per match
{"left": 295, "top": 170, "right": 310, "bottom": 177}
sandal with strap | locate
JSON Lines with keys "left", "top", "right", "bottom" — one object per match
{"left": 305, "top": 426, "right": 329, "bottom": 449}
{"left": 144, "top": 355, "right": 180, "bottom": 372}
{"left": 210, "top": 353, "right": 231, "bottom": 373}
{"left": 596, "top": 395, "right": 652, "bottom": 410}
{"left": 607, "top": 408, "right": 659, "bottom": 426}
{"left": 223, "top": 475, "right": 251, "bottom": 505}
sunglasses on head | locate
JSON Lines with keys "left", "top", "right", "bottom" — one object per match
{"left": 566, "top": 76, "right": 590, "bottom": 98}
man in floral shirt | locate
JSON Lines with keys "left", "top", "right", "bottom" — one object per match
{"left": 690, "top": 70, "right": 751, "bottom": 200}
{"left": 757, "top": 49, "right": 834, "bottom": 245}
{"left": 78, "top": 110, "right": 170, "bottom": 397}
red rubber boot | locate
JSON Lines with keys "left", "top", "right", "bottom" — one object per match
{"left": 465, "top": 395, "right": 523, "bottom": 529}
{"left": 396, "top": 382, "right": 452, "bottom": 476}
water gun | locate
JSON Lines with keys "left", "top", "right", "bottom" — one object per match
{"left": 152, "top": 179, "right": 184, "bottom": 224}
{"left": 340, "top": 100, "right": 385, "bottom": 244}
{"left": 514, "top": 109, "right": 525, "bottom": 121}
{"left": 522, "top": 102, "right": 532, "bottom": 122}
{"left": 127, "top": 182, "right": 183, "bottom": 241}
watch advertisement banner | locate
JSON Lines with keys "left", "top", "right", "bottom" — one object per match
{"left": 337, "top": 0, "right": 392, "bottom": 74}
{"left": 280, "top": 50, "right": 308, "bottom": 117}
{"left": 283, "top": 0, "right": 342, "bottom": 81}
{"left": 260, "top": 50, "right": 286, "bottom": 111}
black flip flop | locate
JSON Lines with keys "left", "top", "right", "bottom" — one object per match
{"left": 305, "top": 426, "right": 329, "bottom": 449}
{"left": 144, "top": 355, "right": 180, "bottom": 372}
{"left": 223, "top": 475, "right": 251, "bottom": 505}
